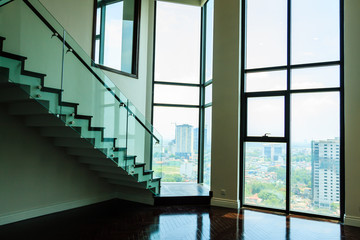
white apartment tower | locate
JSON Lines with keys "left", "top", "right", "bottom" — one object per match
{"left": 311, "top": 138, "right": 340, "bottom": 208}
{"left": 175, "top": 124, "right": 194, "bottom": 159}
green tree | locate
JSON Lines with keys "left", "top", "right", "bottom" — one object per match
{"left": 331, "top": 202, "right": 339, "bottom": 211}
{"left": 163, "top": 174, "right": 183, "bottom": 182}
{"left": 268, "top": 167, "right": 286, "bottom": 182}
{"left": 251, "top": 182, "right": 266, "bottom": 194}
{"left": 292, "top": 169, "right": 311, "bottom": 188}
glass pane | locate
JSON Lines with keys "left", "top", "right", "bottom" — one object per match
{"left": 291, "top": 0, "right": 340, "bottom": 64}
{"left": 205, "top": 84, "right": 212, "bottom": 105}
{"left": 154, "top": 2, "right": 201, "bottom": 84}
{"left": 245, "top": 70, "right": 287, "bottom": 92}
{"left": 244, "top": 142, "right": 287, "bottom": 210}
{"left": 205, "top": 0, "right": 214, "bottom": 82}
{"left": 204, "top": 107, "right": 212, "bottom": 186}
{"left": 291, "top": 92, "right": 340, "bottom": 217}
{"left": 247, "top": 96, "right": 284, "bottom": 137}
{"left": 154, "top": 84, "right": 199, "bottom": 105}
{"left": 246, "top": 0, "right": 287, "bottom": 69}
{"left": 291, "top": 66, "right": 340, "bottom": 90}
{"left": 153, "top": 107, "right": 199, "bottom": 182}
{"left": 95, "top": 39, "right": 100, "bottom": 63}
{"left": 63, "top": 48, "right": 128, "bottom": 160}
{"left": 96, "top": 8, "right": 101, "bottom": 35}
{"left": 120, "top": 0, "right": 135, "bottom": 73}
{"left": 104, "top": 1, "right": 124, "bottom": 70}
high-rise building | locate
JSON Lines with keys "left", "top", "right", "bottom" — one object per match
{"left": 193, "top": 127, "right": 208, "bottom": 153}
{"left": 193, "top": 128, "right": 199, "bottom": 153}
{"left": 263, "top": 143, "right": 284, "bottom": 161}
{"left": 311, "top": 138, "right": 340, "bottom": 208}
{"left": 175, "top": 124, "right": 194, "bottom": 159}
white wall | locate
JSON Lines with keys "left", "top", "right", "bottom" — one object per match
{"left": 344, "top": 0, "right": 360, "bottom": 227}
{"left": 39, "top": 0, "right": 94, "bottom": 56}
{"left": 39, "top": 0, "right": 153, "bottom": 118}
{"left": 210, "top": 0, "right": 241, "bottom": 209}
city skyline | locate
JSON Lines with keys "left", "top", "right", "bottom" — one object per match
{"left": 243, "top": 138, "right": 340, "bottom": 217}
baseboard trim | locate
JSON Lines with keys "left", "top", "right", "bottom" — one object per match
{"left": 344, "top": 215, "right": 360, "bottom": 227}
{"left": 0, "top": 193, "right": 117, "bottom": 226}
{"left": 211, "top": 197, "right": 240, "bottom": 209}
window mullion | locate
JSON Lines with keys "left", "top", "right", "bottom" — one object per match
{"left": 285, "top": 0, "right": 292, "bottom": 215}
{"left": 99, "top": 6, "right": 106, "bottom": 65}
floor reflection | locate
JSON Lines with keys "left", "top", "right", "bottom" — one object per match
{"left": 150, "top": 213, "right": 210, "bottom": 240}
{"left": 148, "top": 208, "right": 345, "bottom": 240}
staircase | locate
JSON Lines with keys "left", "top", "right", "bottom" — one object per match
{"left": 0, "top": 35, "right": 161, "bottom": 196}
{"left": 0, "top": 0, "right": 13, "bottom": 7}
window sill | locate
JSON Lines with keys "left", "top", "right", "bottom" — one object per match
{"left": 93, "top": 63, "right": 138, "bottom": 79}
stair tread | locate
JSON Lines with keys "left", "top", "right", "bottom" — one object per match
{"left": 0, "top": 51, "right": 27, "bottom": 61}
{"left": 41, "top": 86, "right": 63, "bottom": 93}
{"left": 113, "top": 147, "right": 126, "bottom": 152}
{"left": 22, "top": 70, "right": 46, "bottom": 78}
{"left": 135, "top": 163, "right": 145, "bottom": 167}
{"left": 75, "top": 114, "right": 93, "bottom": 119}
{"left": 60, "top": 101, "right": 79, "bottom": 107}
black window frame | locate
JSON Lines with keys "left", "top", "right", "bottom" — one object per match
{"left": 151, "top": 0, "right": 213, "bottom": 184}
{"left": 240, "top": 0, "right": 344, "bottom": 221}
{"left": 91, "top": 0, "right": 141, "bottom": 78}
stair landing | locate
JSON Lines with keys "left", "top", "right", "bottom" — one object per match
{"left": 154, "top": 183, "right": 212, "bottom": 206}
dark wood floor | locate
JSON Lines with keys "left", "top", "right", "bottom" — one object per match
{"left": 0, "top": 199, "right": 359, "bottom": 240}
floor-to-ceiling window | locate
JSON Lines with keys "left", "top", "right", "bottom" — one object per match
{"left": 153, "top": 2, "right": 201, "bottom": 183}
{"left": 152, "top": 0, "right": 213, "bottom": 184}
{"left": 241, "top": 0, "right": 343, "bottom": 219}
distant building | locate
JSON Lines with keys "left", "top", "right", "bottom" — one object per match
{"left": 168, "top": 139, "right": 176, "bottom": 155}
{"left": 175, "top": 124, "right": 193, "bottom": 159}
{"left": 263, "top": 143, "right": 284, "bottom": 161}
{"left": 311, "top": 138, "right": 340, "bottom": 208}
{"left": 193, "top": 128, "right": 199, "bottom": 153}
{"left": 193, "top": 127, "right": 208, "bottom": 153}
